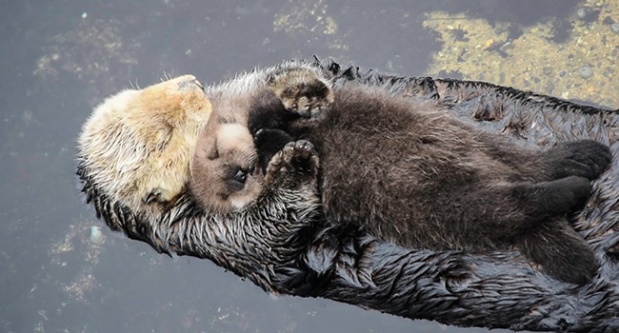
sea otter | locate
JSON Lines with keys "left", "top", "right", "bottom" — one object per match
{"left": 190, "top": 73, "right": 611, "bottom": 285}
{"left": 76, "top": 59, "right": 619, "bottom": 331}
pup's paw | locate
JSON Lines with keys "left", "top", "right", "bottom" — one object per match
{"left": 266, "top": 140, "right": 319, "bottom": 184}
{"left": 269, "top": 70, "right": 334, "bottom": 118}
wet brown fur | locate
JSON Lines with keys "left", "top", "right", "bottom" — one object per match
{"left": 243, "top": 82, "right": 611, "bottom": 284}
{"left": 76, "top": 60, "right": 619, "bottom": 331}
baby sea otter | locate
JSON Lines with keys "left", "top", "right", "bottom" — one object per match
{"left": 189, "top": 65, "right": 332, "bottom": 214}
{"left": 191, "top": 76, "right": 611, "bottom": 285}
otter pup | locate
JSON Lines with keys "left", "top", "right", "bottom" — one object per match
{"left": 193, "top": 77, "right": 611, "bottom": 285}
{"left": 189, "top": 65, "right": 332, "bottom": 214}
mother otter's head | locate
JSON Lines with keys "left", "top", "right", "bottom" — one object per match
{"left": 77, "top": 75, "right": 212, "bottom": 221}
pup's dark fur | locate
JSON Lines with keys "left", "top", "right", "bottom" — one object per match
{"left": 246, "top": 81, "right": 611, "bottom": 285}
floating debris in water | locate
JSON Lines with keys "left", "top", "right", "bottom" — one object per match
{"left": 90, "top": 226, "right": 103, "bottom": 244}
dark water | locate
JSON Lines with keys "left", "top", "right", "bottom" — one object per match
{"left": 3, "top": 1, "right": 614, "bottom": 332}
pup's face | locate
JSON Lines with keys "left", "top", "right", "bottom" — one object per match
{"left": 78, "top": 75, "right": 212, "bottom": 217}
{"left": 190, "top": 123, "right": 262, "bottom": 213}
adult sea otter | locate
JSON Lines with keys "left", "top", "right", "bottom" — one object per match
{"left": 76, "top": 58, "right": 619, "bottom": 332}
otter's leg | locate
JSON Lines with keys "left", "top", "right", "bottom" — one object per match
{"left": 484, "top": 139, "right": 611, "bottom": 182}
{"left": 516, "top": 219, "right": 598, "bottom": 285}
{"left": 510, "top": 176, "right": 592, "bottom": 220}
{"left": 458, "top": 176, "right": 592, "bottom": 241}
{"left": 267, "top": 68, "right": 334, "bottom": 118}
{"left": 532, "top": 140, "right": 612, "bottom": 181}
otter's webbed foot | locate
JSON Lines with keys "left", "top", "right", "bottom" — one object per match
{"left": 542, "top": 140, "right": 612, "bottom": 181}
{"left": 268, "top": 69, "right": 334, "bottom": 118}
{"left": 265, "top": 140, "right": 319, "bottom": 189}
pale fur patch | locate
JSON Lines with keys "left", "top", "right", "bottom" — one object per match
{"left": 217, "top": 124, "right": 254, "bottom": 153}
{"left": 77, "top": 75, "right": 212, "bottom": 216}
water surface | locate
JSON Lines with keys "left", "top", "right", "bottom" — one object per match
{"left": 2, "top": 0, "right": 617, "bottom": 332}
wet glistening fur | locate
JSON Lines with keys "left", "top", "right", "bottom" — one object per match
{"left": 191, "top": 74, "right": 611, "bottom": 285}
{"left": 76, "top": 59, "right": 619, "bottom": 331}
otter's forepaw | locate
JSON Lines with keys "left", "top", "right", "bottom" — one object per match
{"left": 266, "top": 140, "right": 319, "bottom": 184}
{"left": 282, "top": 80, "right": 334, "bottom": 118}
{"left": 545, "top": 140, "right": 612, "bottom": 180}
{"left": 269, "top": 71, "right": 334, "bottom": 118}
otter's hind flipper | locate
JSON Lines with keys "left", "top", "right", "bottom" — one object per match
{"left": 513, "top": 176, "right": 592, "bottom": 219}
{"left": 541, "top": 140, "right": 612, "bottom": 181}
{"left": 517, "top": 220, "right": 598, "bottom": 285}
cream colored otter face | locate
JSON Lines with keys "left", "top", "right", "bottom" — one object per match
{"left": 77, "top": 75, "right": 212, "bottom": 217}
{"left": 190, "top": 123, "right": 262, "bottom": 214}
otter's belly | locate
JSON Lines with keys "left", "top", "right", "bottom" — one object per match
{"left": 312, "top": 131, "right": 492, "bottom": 249}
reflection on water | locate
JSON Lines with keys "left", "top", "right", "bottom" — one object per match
{"left": 1, "top": 0, "right": 615, "bottom": 332}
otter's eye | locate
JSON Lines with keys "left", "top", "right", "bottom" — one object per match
{"left": 232, "top": 168, "right": 248, "bottom": 184}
